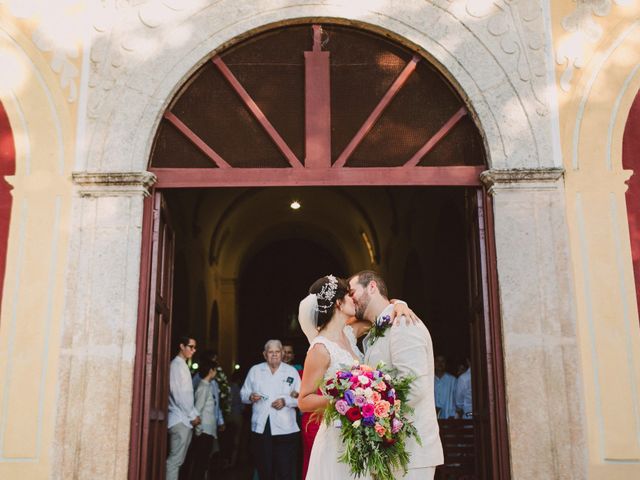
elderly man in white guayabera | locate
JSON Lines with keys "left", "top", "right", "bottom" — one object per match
{"left": 241, "top": 339, "right": 301, "bottom": 480}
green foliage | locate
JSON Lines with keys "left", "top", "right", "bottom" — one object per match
{"left": 321, "top": 363, "right": 422, "bottom": 480}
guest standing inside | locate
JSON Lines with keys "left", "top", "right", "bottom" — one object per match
{"left": 241, "top": 339, "right": 301, "bottom": 480}
{"left": 166, "top": 336, "right": 200, "bottom": 480}
{"left": 434, "top": 354, "right": 457, "bottom": 419}
{"left": 191, "top": 358, "right": 221, "bottom": 480}
{"left": 455, "top": 358, "right": 473, "bottom": 418}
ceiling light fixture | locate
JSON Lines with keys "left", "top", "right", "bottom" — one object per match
{"left": 290, "top": 200, "right": 301, "bottom": 210}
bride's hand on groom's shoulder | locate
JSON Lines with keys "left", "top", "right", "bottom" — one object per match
{"left": 390, "top": 300, "right": 422, "bottom": 326}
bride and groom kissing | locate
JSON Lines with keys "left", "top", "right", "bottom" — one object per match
{"left": 297, "top": 270, "right": 444, "bottom": 480}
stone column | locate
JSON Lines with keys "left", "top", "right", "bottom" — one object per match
{"left": 480, "top": 169, "right": 587, "bottom": 480}
{"left": 52, "top": 172, "right": 155, "bottom": 480}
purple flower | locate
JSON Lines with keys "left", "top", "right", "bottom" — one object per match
{"left": 335, "top": 400, "right": 349, "bottom": 415}
{"left": 354, "top": 395, "right": 366, "bottom": 407}
{"left": 362, "top": 416, "right": 376, "bottom": 427}
{"left": 386, "top": 388, "right": 396, "bottom": 402}
{"left": 392, "top": 418, "right": 404, "bottom": 434}
{"left": 378, "top": 315, "right": 391, "bottom": 326}
{"left": 337, "top": 371, "right": 353, "bottom": 380}
{"left": 344, "top": 389, "right": 355, "bottom": 405}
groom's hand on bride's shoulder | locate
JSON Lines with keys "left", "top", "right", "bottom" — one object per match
{"left": 389, "top": 300, "right": 421, "bottom": 326}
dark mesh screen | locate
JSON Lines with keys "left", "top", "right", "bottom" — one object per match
{"left": 326, "top": 26, "right": 411, "bottom": 162}
{"left": 150, "top": 23, "right": 486, "bottom": 169}
{"left": 151, "top": 122, "right": 216, "bottom": 168}
{"left": 348, "top": 61, "right": 481, "bottom": 167}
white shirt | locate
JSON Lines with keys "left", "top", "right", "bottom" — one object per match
{"left": 435, "top": 372, "right": 457, "bottom": 419}
{"left": 240, "top": 362, "right": 301, "bottom": 435}
{"left": 455, "top": 368, "right": 473, "bottom": 417}
{"left": 168, "top": 355, "right": 199, "bottom": 429}
{"left": 193, "top": 374, "right": 225, "bottom": 427}
{"left": 194, "top": 379, "right": 218, "bottom": 437}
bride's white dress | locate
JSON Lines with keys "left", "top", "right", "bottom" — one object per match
{"left": 305, "top": 326, "right": 369, "bottom": 480}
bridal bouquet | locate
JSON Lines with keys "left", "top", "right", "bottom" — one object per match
{"left": 321, "top": 363, "right": 420, "bottom": 480}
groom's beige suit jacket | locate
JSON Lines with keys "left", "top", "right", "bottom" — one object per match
{"left": 364, "top": 304, "right": 444, "bottom": 469}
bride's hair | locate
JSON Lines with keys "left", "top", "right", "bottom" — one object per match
{"left": 309, "top": 275, "right": 350, "bottom": 330}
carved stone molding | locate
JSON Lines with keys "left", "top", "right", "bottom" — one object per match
{"left": 72, "top": 171, "right": 156, "bottom": 197}
{"left": 460, "top": 0, "right": 549, "bottom": 116}
{"left": 1, "top": 0, "right": 82, "bottom": 102}
{"left": 556, "top": 0, "right": 631, "bottom": 92}
{"left": 480, "top": 168, "right": 564, "bottom": 194}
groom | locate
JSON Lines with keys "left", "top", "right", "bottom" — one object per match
{"left": 349, "top": 270, "right": 444, "bottom": 480}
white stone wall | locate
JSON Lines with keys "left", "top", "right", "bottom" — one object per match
{"left": 55, "top": 1, "right": 586, "bottom": 478}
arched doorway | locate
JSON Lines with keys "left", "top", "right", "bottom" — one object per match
{"left": 131, "top": 23, "right": 508, "bottom": 480}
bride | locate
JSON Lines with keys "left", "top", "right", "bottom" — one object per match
{"left": 297, "top": 275, "right": 415, "bottom": 480}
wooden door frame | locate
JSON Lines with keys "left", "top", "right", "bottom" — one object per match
{"left": 128, "top": 171, "right": 511, "bottom": 479}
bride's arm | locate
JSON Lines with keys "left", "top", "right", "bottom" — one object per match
{"left": 298, "top": 343, "right": 331, "bottom": 413}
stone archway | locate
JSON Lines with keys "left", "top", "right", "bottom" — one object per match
{"left": 62, "top": 3, "right": 585, "bottom": 479}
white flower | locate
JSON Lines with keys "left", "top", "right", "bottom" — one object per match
{"left": 355, "top": 387, "right": 365, "bottom": 396}
{"left": 358, "top": 375, "right": 371, "bottom": 386}
{"left": 364, "top": 388, "right": 374, "bottom": 400}
{"left": 384, "top": 374, "right": 391, "bottom": 381}
{"left": 352, "top": 420, "right": 361, "bottom": 428}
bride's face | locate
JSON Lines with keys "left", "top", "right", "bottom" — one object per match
{"left": 338, "top": 293, "right": 356, "bottom": 317}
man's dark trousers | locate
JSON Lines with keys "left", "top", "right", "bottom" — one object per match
{"left": 251, "top": 419, "right": 299, "bottom": 480}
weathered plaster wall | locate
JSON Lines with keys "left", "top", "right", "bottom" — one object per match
{"left": 552, "top": 1, "right": 640, "bottom": 478}
{"left": 0, "top": 2, "right": 80, "bottom": 478}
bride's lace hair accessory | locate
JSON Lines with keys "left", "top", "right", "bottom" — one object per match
{"left": 316, "top": 274, "right": 338, "bottom": 313}
{"left": 299, "top": 275, "right": 350, "bottom": 341}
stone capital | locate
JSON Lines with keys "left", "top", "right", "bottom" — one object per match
{"left": 72, "top": 171, "right": 157, "bottom": 197}
{"left": 480, "top": 168, "right": 564, "bottom": 195}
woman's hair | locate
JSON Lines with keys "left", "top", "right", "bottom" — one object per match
{"left": 198, "top": 358, "right": 217, "bottom": 378}
{"left": 308, "top": 275, "right": 350, "bottom": 330}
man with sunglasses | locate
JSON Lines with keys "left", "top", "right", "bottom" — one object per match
{"left": 166, "top": 335, "right": 201, "bottom": 480}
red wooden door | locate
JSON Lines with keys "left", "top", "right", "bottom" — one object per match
{"left": 130, "top": 192, "right": 175, "bottom": 480}
{"left": 464, "top": 189, "right": 510, "bottom": 479}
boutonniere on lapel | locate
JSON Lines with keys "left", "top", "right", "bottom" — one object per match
{"left": 368, "top": 315, "right": 392, "bottom": 346}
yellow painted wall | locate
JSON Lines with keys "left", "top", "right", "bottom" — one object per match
{"left": 552, "top": 1, "right": 640, "bottom": 478}
{"left": 0, "top": 3, "right": 81, "bottom": 478}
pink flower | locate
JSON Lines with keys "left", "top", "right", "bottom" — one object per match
{"left": 374, "top": 400, "right": 391, "bottom": 418}
{"left": 392, "top": 417, "right": 403, "bottom": 434}
{"left": 371, "top": 391, "right": 381, "bottom": 403}
{"left": 362, "top": 403, "right": 375, "bottom": 417}
{"left": 374, "top": 381, "right": 387, "bottom": 392}
{"left": 335, "top": 400, "right": 349, "bottom": 415}
{"left": 374, "top": 424, "right": 386, "bottom": 437}
{"left": 354, "top": 396, "right": 366, "bottom": 407}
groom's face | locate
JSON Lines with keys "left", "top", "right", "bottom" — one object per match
{"left": 349, "top": 276, "right": 371, "bottom": 321}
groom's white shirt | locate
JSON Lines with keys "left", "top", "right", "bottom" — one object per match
{"left": 364, "top": 303, "right": 444, "bottom": 469}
